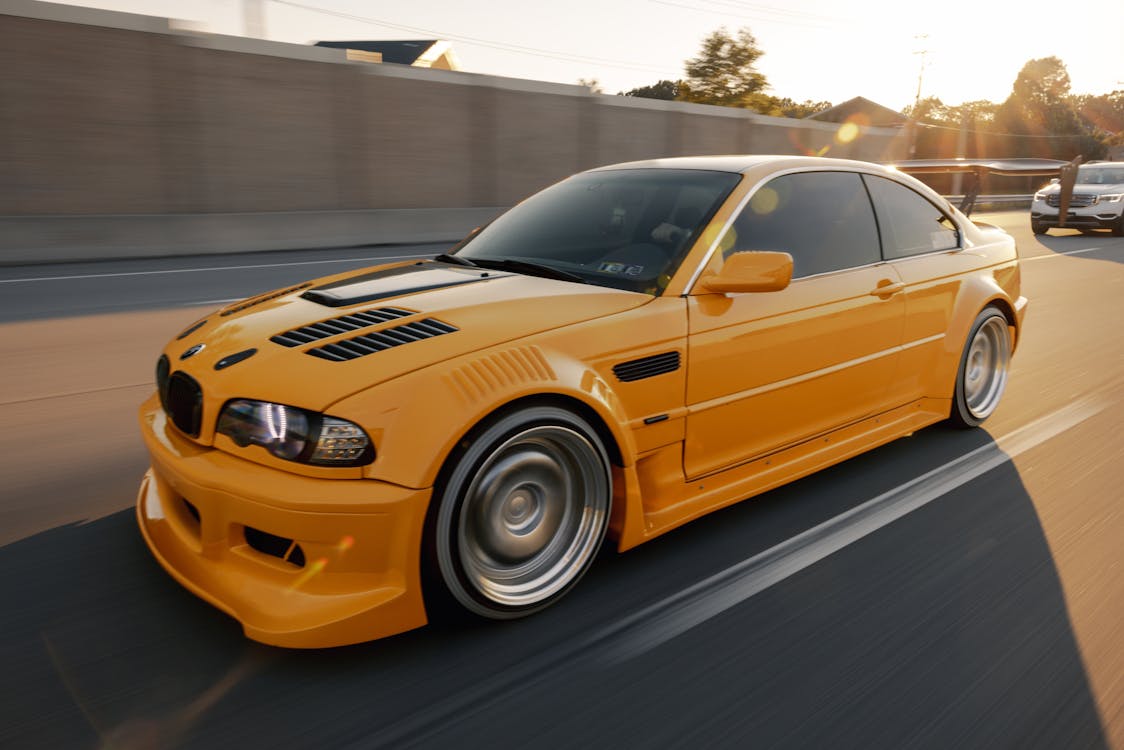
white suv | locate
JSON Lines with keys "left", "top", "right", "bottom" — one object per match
{"left": 1031, "top": 162, "right": 1124, "bottom": 236}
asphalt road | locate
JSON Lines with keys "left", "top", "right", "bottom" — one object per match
{"left": 1, "top": 215, "right": 1122, "bottom": 749}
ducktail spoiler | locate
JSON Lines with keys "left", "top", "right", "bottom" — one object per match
{"left": 889, "top": 156, "right": 1082, "bottom": 223}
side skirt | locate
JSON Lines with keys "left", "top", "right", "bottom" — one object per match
{"left": 616, "top": 398, "right": 951, "bottom": 551}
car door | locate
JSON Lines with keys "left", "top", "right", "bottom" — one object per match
{"left": 860, "top": 174, "right": 965, "bottom": 407}
{"left": 684, "top": 170, "right": 905, "bottom": 479}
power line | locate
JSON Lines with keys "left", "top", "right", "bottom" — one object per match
{"left": 271, "top": 0, "right": 673, "bottom": 74}
{"left": 648, "top": 0, "right": 843, "bottom": 29}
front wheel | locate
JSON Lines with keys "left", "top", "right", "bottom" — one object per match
{"left": 426, "top": 406, "right": 612, "bottom": 619}
{"left": 1112, "top": 215, "right": 1124, "bottom": 238}
{"left": 948, "top": 308, "right": 1011, "bottom": 428}
{"left": 1031, "top": 221, "right": 1048, "bottom": 235}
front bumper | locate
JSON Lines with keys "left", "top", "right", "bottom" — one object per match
{"left": 136, "top": 394, "right": 431, "bottom": 648}
{"left": 1031, "top": 205, "right": 1123, "bottom": 230}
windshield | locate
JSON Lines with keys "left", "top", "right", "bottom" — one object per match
{"left": 1076, "top": 167, "right": 1124, "bottom": 185}
{"left": 453, "top": 169, "right": 741, "bottom": 294}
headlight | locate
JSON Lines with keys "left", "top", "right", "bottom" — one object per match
{"left": 1099, "top": 194, "right": 1122, "bottom": 203}
{"left": 1033, "top": 191, "right": 1047, "bottom": 201}
{"left": 216, "top": 399, "right": 374, "bottom": 466}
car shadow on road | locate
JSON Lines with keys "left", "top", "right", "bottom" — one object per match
{"left": 0, "top": 424, "right": 1111, "bottom": 749}
{"left": 1032, "top": 229, "right": 1124, "bottom": 264}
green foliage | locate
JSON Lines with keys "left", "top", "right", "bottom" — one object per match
{"left": 678, "top": 27, "right": 770, "bottom": 110}
{"left": 577, "top": 78, "right": 604, "bottom": 94}
{"left": 621, "top": 80, "right": 682, "bottom": 101}
{"left": 772, "top": 98, "right": 833, "bottom": 119}
{"left": 1074, "top": 90, "right": 1124, "bottom": 145}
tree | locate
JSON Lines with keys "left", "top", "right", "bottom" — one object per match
{"left": 577, "top": 78, "right": 604, "bottom": 94}
{"left": 678, "top": 27, "right": 771, "bottom": 110}
{"left": 773, "top": 98, "right": 832, "bottom": 119}
{"left": 994, "top": 57, "right": 1099, "bottom": 158}
{"left": 996, "top": 57, "right": 1083, "bottom": 136}
{"left": 621, "top": 80, "right": 681, "bottom": 101}
{"left": 1073, "top": 90, "right": 1124, "bottom": 145}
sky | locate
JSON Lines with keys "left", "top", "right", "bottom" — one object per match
{"left": 49, "top": 0, "right": 1123, "bottom": 112}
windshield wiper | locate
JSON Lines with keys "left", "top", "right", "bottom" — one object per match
{"left": 434, "top": 253, "right": 478, "bottom": 267}
{"left": 468, "top": 257, "right": 586, "bottom": 284}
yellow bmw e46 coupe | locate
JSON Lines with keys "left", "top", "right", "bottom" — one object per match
{"left": 137, "top": 155, "right": 1027, "bottom": 647}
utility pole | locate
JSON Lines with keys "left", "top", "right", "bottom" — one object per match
{"left": 908, "top": 35, "right": 930, "bottom": 159}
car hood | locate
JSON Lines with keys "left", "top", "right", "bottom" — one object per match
{"left": 164, "top": 260, "right": 651, "bottom": 412}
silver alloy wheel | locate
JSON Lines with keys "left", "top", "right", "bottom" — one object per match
{"left": 451, "top": 423, "right": 610, "bottom": 613}
{"left": 962, "top": 315, "right": 1010, "bottom": 420}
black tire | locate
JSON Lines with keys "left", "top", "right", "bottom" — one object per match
{"left": 1112, "top": 215, "right": 1124, "bottom": 238}
{"left": 1031, "top": 221, "right": 1048, "bottom": 235}
{"left": 423, "top": 405, "right": 612, "bottom": 620}
{"left": 948, "top": 307, "right": 1011, "bottom": 429}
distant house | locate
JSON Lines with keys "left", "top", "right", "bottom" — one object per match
{"left": 805, "top": 97, "right": 907, "bottom": 128}
{"left": 314, "top": 40, "right": 460, "bottom": 70}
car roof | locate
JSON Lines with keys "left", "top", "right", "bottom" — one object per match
{"left": 588, "top": 154, "right": 893, "bottom": 175}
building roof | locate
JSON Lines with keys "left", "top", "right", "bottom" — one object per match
{"left": 314, "top": 40, "right": 459, "bottom": 69}
{"left": 805, "top": 96, "right": 907, "bottom": 128}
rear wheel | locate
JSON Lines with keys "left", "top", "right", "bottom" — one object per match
{"left": 425, "top": 406, "right": 612, "bottom": 619}
{"left": 948, "top": 307, "right": 1011, "bottom": 428}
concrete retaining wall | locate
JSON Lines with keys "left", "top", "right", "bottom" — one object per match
{"left": 0, "top": 0, "right": 908, "bottom": 264}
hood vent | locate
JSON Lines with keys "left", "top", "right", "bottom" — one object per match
{"left": 270, "top": 307, "right": 414, "bottom": 347}
{"left": 613, "top": 351, "right": 681, "bottom": 382}
{"left": 306, "top": 318, "right": 458, "bottom": 362}
{"left": 220, "top": 283, "right": 313, "bottom": 317}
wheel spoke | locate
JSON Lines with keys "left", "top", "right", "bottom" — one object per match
{"left": 456, "top": 425, "right": 609, "bottom": 608}
{"left": 964, "top": 316, "right": 1010, "bottom": 419}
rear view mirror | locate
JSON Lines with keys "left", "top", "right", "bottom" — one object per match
{"left": 697, "top": 251, "right": 793, "bottom": 294}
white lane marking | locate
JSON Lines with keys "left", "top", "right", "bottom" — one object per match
{"left": 1023, "top": 243, "right": 1121, "bottom": 262}
{"left": 184, "top": 298, "right": 242, "bottom": 306}
{"left": 0, "top": 252, "right": 433, "bottom": 284}
{"left": 597, "top": 397, "right": 1106, "bottom": 663}
{"left": 0, "top": 382, "right": 150, "bottom": 407}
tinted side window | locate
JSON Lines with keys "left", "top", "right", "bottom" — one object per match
{"left": 863, "top": 175, "right": 959, "bottom": 259}
{"left": 724, "top": 171, "right": 879, "bottom": 278}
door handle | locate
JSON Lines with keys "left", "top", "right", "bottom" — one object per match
{"left": 869, "top": 280, "right": 905, "bottom": 297}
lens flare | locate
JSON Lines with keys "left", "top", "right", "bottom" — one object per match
{"left": 288, "top": 557, "right": 329, "bottom": 592}
{"left": 750, "top": 187, "right": 780, "bottom": 215}
{"left": 835, "top": 114, "right": 869, "bottom": 146}
{"left": 338, "top": 535, "right": 355, "bottom": 552}
{"left": 836, "top": 122, "right": 860, "bottom": 144}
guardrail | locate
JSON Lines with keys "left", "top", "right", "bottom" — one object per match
{"left": 945, "top": 194, "right": 1033, "bottom": 210}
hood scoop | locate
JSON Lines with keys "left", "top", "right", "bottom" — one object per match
{"left": 301, "top": 263, "right": 509, "bottom": 308}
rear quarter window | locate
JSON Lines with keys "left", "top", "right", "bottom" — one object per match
{"left": 863, "top": 175, "right": 959, "bottom": 259}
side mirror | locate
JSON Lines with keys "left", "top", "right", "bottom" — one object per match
{"left": 697, "top": 251, "right": 793, "bottom": 294}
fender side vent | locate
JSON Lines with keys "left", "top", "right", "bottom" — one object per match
{"left": 306, "top": 318, "right": 457, "bottom": 362}
{"left": 613, "top": 351, "right": 681, "bottom": 382}
{"left": 270, "top": 307, "right": 414, "bottom": 347}
{"left": 220, "top": 283, "right": 313, "bottom": 317}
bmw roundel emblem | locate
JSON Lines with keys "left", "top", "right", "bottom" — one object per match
{"left": 180, "top": 343, "right": 206, "bottom": 360}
